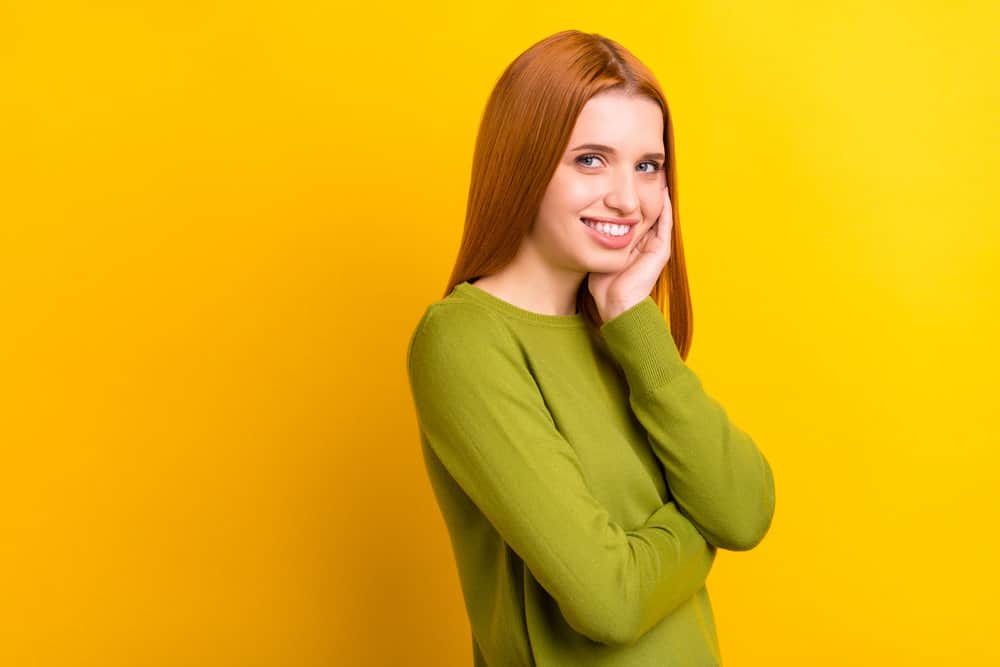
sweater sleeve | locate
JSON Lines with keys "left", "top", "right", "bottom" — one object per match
{"left": 406, "top": 302, "right": 717, "bottom": 646}
{"left": 599, "top": 296, "right": 776, "bottom": 552}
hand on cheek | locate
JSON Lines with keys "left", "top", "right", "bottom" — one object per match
{"left": 588, "top": 185, "right": 673, "bottom": 321}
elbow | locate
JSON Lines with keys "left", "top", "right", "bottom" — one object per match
{"left": 596, "top": 604, "right": 671, "bottom": 647}
{"left": 560, "top": 598, "right": 636, "bottom": 647}
{"left": 558, "top": 584, "right": 648, "bottom": 647}
{"left": 719, "top": 494, "right": 775, "bottom": 552}
{"left": 607, "top": 611, "right": 655, "bottom": 647}
{"left": 562, "top": 577, "right": 685, "bottom": 647}
{"left": 725, "top": 455, "right": 776, "bottom": 551}
{"left": 581, "top": 615, "right": 644, "bottom": 648}
{"left": 719, "top": 520, "right": 770, "bottom": 551}
{"left": 598, "top": 609, "right": 647, "bottom": 647}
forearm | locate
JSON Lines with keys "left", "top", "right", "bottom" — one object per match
{"left": 600, "top": 297, "right": 776, "bottom": 550}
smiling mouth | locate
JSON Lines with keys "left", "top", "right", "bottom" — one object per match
{"left": 580, "top": 217, "right": 635, "bottom": 237}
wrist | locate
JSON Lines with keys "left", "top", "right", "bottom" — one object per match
{"left": 601, "top": 295, "right": 645, "bottom": 323}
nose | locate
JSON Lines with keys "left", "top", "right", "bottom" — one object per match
{"left": 603, "top": 167, "right": 640, "bottom": 215}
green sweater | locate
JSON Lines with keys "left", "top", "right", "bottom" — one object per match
{"left": 406, "top": 280, "right": 775, "bottom": 666}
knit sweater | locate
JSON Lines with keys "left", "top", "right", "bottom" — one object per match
{"left": 406, "top": 280, "right": 775, "bottom": 666}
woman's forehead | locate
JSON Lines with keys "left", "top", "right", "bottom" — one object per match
{"left": 568, "top": 94, "right": 664, "bottom": 154}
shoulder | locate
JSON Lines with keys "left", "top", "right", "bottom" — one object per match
{"left": 410, "top": 289, "right": 517, "bottom": 345}
{"left": 407, "top": 298, "right": 517, "bottom": 371}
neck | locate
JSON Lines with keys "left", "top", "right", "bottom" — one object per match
{"left": 472, "top": 262, "right": 584, "bottom": 317}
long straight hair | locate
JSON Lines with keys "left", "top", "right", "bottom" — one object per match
{"left": 444, "top": 30, "right": 694, "bottom": 360}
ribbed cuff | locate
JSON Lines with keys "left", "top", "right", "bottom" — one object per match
{"left": 599, "top": 296, "right": 687, "bottom": 392}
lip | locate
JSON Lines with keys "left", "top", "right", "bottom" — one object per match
{"left": 580, "top": 217, "right": 636, "bottom": 249}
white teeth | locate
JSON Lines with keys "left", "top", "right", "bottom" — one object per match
{"left": 582, "top": 219, "right": 629, "bottom": 237}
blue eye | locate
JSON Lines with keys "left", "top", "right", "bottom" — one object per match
{"left": 576, "top": 154, "right": 662, "bottom": 173}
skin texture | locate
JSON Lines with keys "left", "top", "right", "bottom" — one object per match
{"left": 472, "top": 89, "right": 674, "bottom": 321}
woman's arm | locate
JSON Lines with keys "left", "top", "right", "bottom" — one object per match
{"left": 599, "top": 296, "right": 776, "bottom": 551}
{"left": 407, "top": 301, "right": 716, "bottom": 646}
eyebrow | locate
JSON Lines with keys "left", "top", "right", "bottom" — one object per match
{"left": 570, "top": 143, "right": 666, "bottom": 161}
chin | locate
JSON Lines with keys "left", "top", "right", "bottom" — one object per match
{"left": 581, "top": 253, "right": 631, "bottom": 273}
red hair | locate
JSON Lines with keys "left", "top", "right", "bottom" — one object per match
{"left": 444, "top": 30, "right": 694, "bottom": 360}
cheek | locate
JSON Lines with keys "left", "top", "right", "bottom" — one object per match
{"left": 640, "top": 190, "right": 662, "bottom": 219}
{"left": 548, "top": 176, "right": 599, "bottom": 212}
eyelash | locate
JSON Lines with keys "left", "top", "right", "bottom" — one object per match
{"left": 576, "top": 153, "right": 662, "bottom": 173}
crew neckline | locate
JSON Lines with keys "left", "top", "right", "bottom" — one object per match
{"left": 453, "top": 280, "right": 588, "bottom": 328}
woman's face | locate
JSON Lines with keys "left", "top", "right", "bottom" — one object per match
{"left": 527, "top": 90, "right": 667, "bottom": 274}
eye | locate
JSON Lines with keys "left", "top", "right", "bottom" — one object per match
{"left": 576, "top": 153, "right": 604, "bottom": 168}
{"left": 638, "top": 161, "right": 663, "bottom": 173}
{"left": 576, "top": 154, "right": 663, "bottom": 174}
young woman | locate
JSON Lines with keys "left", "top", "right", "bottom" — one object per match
{"left": 406, "top": 30, "right": 775, "bottom": 666}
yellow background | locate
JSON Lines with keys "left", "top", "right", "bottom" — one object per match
{"left": 2, "top": 1, "right": 998, "bottom": 664}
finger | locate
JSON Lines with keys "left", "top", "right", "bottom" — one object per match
{"left": 632, "top": 223, "right": 649, "bottom": 246}
{"left": 636, "top": 224, "right": 654, "bottom": 251}
{"left": 658, "top": 208, "right": 672, "bottom": 243}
